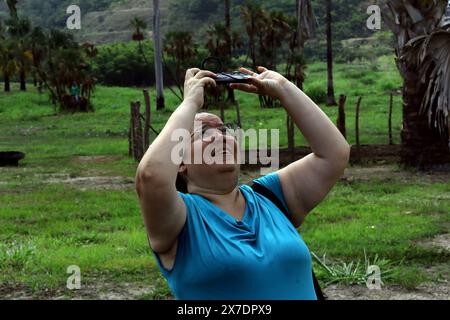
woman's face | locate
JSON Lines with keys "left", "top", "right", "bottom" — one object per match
{"left": 180, "top": 113, "right": 240, "bottom": 193}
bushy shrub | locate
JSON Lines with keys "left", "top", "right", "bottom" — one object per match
{"left": 305, "top": 85, "right": 327, "bottom": 104}
{"left": 360, "top": 75, "right": 376, "bottom": 85}
{"left": 381, "top": 81, "right": 400, "bottom": 92}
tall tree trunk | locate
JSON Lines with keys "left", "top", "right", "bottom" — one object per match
{"left": 224, "top": 0, "right": 235, "bottom": 103}
{"left": 20, "top": 68, "right": 26, "bottom": 91}
{"left": 224, "top": 0, "right": 231, "bottom": 58}
{"left": 326, "top": 0, "right": 337, "bottom": 106}
{"left": 401, "top": 72, "right": 450, "bottom": 169}
{"left": 153, "top": 0, "right": 165, "bottom": 110}
{"left": 4, "top": 72, "right": 10, "bottom": 92}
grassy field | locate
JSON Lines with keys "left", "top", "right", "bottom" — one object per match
{"left": 0, "top": 56, "right": 449, "bottom": 299}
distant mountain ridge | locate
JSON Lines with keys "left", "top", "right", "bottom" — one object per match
{"left": 0, "top": 0, "right": 166, "bottom": 44}
{"left": 4, "top": 0, "right": 440, "bottom": 45}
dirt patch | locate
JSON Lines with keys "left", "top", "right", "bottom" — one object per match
{"left": 3, "top": 280, "right": 448, "bottom": 300}
{"left": 72, "top": 155, "right": 123, "bottom": 164}
{"left": 324, "top": 281, "right": 449, "bottom": 300}
{"left": 0, "top": 281, "right": 156, "bottom": 300}
{"left": 340, "top": 164, "right": 450, "bottom": 184}
{"left": 0, "top": 284, "right": 31, "bottom": 300}
{"left": 274, "top": 145, "right": 402, "bottom": 167}
{"left": 418, "top": 234, "right": 450, "bottom": 253}
{"left": 44, "top": 175, "right": 135, "bottom": 191}
{"left": 67, "top": 282, "right": 154, "bottom": 300}
{"left": 18, "top": 127, "right": 44, "bottom": 136}
{"left": 240, "top": 163, "right": 450, "bottom": 184}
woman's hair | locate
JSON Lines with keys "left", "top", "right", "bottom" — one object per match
{"left": 175, "top": 172, "right": 188, "bottom": 193}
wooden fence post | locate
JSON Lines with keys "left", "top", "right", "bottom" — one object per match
{"left": 128, "top": 119, "right": 133, "bottom": 157}
{"left": 220, "top": 101, "right": 225, "bottom": 123}
{"left": 388, "top": 92, "right": 393, "bottom": 145}
{"left": 337, "top": 94, "right": 347, "bottom": 139}
{"left": 143, "top": 89, "right": 151, "bottom": 150}
{"left": 131, "top": 101, "right": 144, "bottom": 161}
{"left": 129, "top": 102, "right": 135, "bottom": 157}
{"left": 235, "top": 101, "right": 241, "bottom": 128}
{"left": 355, "top": 97, "right": 362, "bottom": 163}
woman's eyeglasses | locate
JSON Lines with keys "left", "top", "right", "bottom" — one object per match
{"left": 191, "top": 123, "right": 240, "bottom": 142}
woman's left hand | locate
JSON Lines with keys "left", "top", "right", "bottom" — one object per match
{"left": 229, "top": 66, "right": 289, "bottom": 100}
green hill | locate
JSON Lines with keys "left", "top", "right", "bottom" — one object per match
{"left": 0, "top": 0, "right": 377, "bottom": 45}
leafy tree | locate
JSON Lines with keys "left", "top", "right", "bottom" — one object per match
{"left": 31, "top": 29, "right": 98, "bottom": 112}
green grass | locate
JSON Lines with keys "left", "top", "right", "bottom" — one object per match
{"left": 0, "top": 55, "right": 448, "bottom": 298}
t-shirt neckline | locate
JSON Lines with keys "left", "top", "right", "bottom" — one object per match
{"left": 196, "top": 185, "right": 250, "bottom": 225}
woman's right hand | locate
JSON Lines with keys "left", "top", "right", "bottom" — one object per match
{"left": 183, "top": 68, "right": 217, "bottom": 109}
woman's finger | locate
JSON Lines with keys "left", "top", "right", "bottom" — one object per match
{"left": 238, "top": 67, "right": 257, "bottom": 76}
{"left": 185, "top": 68, "right": 201, "bottom": 80}
{"left": 200, "top": 77, "right": 216, "bottom": 87}
{"left": 229, "top": 83, "right": 259, "bottom": 94}
{"left": 257, "top": 66, "right": 268, "bottom": 73}
{"left": 249, "top": 77, "right": 265, "bottom": 89}
{"left": 195, "top": 70, "right": 217, "bottom": 79}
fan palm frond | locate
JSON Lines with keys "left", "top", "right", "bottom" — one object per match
{"left": 401, "top": 29, "right": 450, "bottom": 135}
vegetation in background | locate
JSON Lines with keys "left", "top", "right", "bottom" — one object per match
{"left": 1, "top": 1, "right": 98, "bottom": 112}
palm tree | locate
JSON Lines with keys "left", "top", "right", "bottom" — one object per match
{"left": 325, "top": 0, "right": 337, "bottom": 106}
{"left": 285, "top": 16, "right": 307, "bottom": 89}
{"left": 1, "top": 0, "right": 20, "bottom": 92}
{"left": 5, "top": 0, "right": 18, "bottom": 19}
{"left": 152, "top": 0, "right": 165, "bottom": 110}
{"left": 224, "top": 0, "right": 235, "bottom": 103}
{"left": 205, "top": 23, "right": 230, "bottom": 58}
{"left": 130, "top": 17, "right": 146, "bottom": 41}
{"left": 0, "top": 23, "right": 18, "bottom": 93}
{"left": 30, "top": 26, "right": 47, "bottom": 91}
{"left": 284, "top": 0, "right": 316, "bottom": 161}
{"left": 130, "top": 17, "right": 150, "bottom": 67}
{"left": 265, "top": 11, "right": 291, "bottom": 70}
{"left": 296, "top": 0, "right": 316, "bottom": 48}
{"left": 0, "top": 21, "right": 8, "bottom": 91}
{"left": 224, "top": 0, "right": 232, "bottom": 58}
{"left": 381, "top": 0, "right": 450, "bottom": 168}
{"left": 164, "top": 31, "right": 198, "bottom": 97}
{"left": 7, "top": 17, "right": 32, "bottom": 91}
{"left": 240, "top": 2, "right": 266, "bottom": 69}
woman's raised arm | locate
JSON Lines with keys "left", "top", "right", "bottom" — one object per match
{"left": 231, "top": 66, "right": 350, "bottom": 227}
{"left": 135, "top": 69, "right": 216, "bottom": 253}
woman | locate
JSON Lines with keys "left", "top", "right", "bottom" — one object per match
{"left": 135, "top": 66, "right": 350, "bottom": 299}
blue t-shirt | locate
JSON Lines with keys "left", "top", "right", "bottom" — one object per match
{"left": 152, "top": 172, "right": 317, "bottom": 300}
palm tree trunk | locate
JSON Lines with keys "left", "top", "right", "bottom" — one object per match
{"left": 4, "top": 72, "right": 10, "bottom": 92}
{"left": 153, "top": 0, "right": 165, "bottom": 110}
{"left": 326, "top": 0, "right": 337, "bottom": 106}
{"left": 224, "top": 0, "right": 235, "bottom": 103}
{"left": 20, "top": 68, "right": 26, "bottom": 91}
{"left": 401, "top": 71, "right": 450, "bottom": 169}
{"left": 224, "top": 0, "right": 231, "bottom": 58}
